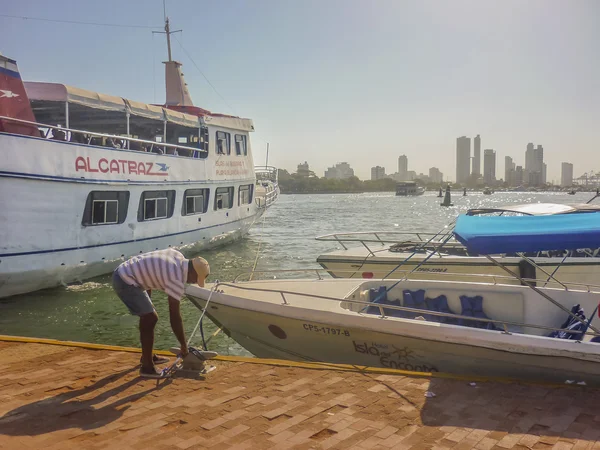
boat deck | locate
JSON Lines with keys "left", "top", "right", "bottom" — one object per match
{"left": 1, "top": 336, "right": 600, "bottom": 449}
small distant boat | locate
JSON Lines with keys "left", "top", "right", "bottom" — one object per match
{"left": 463, "top": 187, "right": 467, "bottom": 196}
{"left": 483, "top": 188, "right": 493, "bottom": 195}
{"left": 437, "top": 187, "right": 443, "bottom": 198}
{"left": 396, "top": 181, "right": 425, "bottom": 196}
{"left": 568, "top": 190, "right": 576, "bottom": 195}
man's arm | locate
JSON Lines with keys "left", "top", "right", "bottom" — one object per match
{"left": 168, "top": 297, "right": 189, "bottom": 357}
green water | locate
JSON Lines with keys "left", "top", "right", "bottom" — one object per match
{"left": 0, "top": 191, "right": 590, "bottom": 356}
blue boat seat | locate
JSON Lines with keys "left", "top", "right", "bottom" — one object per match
{"left": 459, "top": 295, "right": 499, "bottom": 330}
{"left": 425, "top": 295, "right": 457, "bottom": 324}
{"left": 549, "top": 304, "right": 587, "bottom": 340}
{"left": 401, "top": 289, "right": 426, "bottom": 319}
{"left": 365, "top": 286, "right": 390, "bottom": 315}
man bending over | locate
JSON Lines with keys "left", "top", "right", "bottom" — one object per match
{"left": 112, "top": 248, "right": 210, "bottom": 378}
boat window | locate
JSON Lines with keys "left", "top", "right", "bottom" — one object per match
{"left": 182, "top": 188, "right": 210, "bottom": 215}
{"left": 216, "top": 131, "right": 231, "bottom": 155}
{"left": 138, "top": 190, "right": 176, "bottom": 221}
{"left": 82, "top": 191, "right": 129, "bottom": 226}
{"left": 214, "top": 186, "right": 234, "bottom": 210}
{"left": 235, "top": 134, "right": 247, "bottom": 156}
{"left": 195, "top": 127, "right": 209, "bottom": 159}
{"left": 238, "top": 184, "right": 253, "bottom": 205}
{"left": 92, "top": 200, "right": 118, "bottom": 224}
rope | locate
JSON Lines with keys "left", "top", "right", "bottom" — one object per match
{"left": 249, "top": 205, "right": 269, "bottom": 281}
{"left": 186, "top": 284, "right": 218, "bottom": 348}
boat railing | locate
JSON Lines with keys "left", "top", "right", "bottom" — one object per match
{"left": 254, "top": 165, "right": 279, "bottom": 208}
{"left": 209, "top": 280, "right": 600, "bottom": 340}
{"left": 232, "top": 267, "right": 600, "bottom": 293}
{"left": 0, "top": 115, "right": 208, "bottom": 158}
{"left": 254, "top": 165, "right": 279, "bottom": 183}
{"left": 316, "top": 231, "right": 456, "bottom": 253}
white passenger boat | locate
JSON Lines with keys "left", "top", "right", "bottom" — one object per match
{"left": 316, "top": 203, "right": 600, "bottom": 285}
{"left": 187, "top": 211, "right": 600, "bottom": 385}
{"left": 0, "top": 20, "right": 278, "bottom": 298}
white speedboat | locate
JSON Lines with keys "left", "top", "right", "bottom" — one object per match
{"left": 0, "top": 18, "right": 278, "bottom": 298}
{"left": 316, "top": 203, "right": 600, "bottom": 285}
{"left": 187, "top": 211, "right": 600, "bottom": 384}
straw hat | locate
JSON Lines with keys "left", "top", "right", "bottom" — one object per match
{"left": 191, "top": 257, "right": 210, "bottom": 287}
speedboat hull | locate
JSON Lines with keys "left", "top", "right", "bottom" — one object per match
{"left": 186, "top": 279, "right": 600, "bottom": 385}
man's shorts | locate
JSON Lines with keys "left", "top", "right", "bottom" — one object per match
{"left": 112, "top": 270, "right": 155, "bottom": 316}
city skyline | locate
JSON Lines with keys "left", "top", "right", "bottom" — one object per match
{"left": 2, "top": 1, "right": 597, "bottom": 182}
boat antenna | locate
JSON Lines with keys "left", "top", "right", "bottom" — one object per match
{"left": 153, "top": 0, "right": 181, "bottom": 62}
{"left": 265, "top": 142, "right": 269, "bottom": 168}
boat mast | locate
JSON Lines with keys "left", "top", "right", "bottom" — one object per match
{"left": 154, "top": 2, "right": 193, "bottom": 106}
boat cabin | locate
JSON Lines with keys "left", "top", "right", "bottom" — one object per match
{"left": 395, "top": 181, "right": 423, "bottom": 196}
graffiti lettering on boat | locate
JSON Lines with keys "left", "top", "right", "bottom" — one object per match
{"left": 380, "top": 357, "right": 438, "bottom": 373}
{"left": 353, "top": 341, "right": 414, "bottom": 360}
{"left": 302, "top": 323, "right": 351, "bottom": 336}
{"left": 75, "top": 157, "right": 167, "bottom": 176}
{"left": 353, "top": 341, "right": 437, "bottom": 372}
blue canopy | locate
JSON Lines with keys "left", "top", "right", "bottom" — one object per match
{"left": 454, "top": 212, "right": 600, "bottom": 254}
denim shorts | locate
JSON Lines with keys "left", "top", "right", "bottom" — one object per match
{"left": 112, "top": 271, "right": 155, "bottom": 316}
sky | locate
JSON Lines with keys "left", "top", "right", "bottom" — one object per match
{"left": 1, "top": 0, "right": 599, "bottom": 183}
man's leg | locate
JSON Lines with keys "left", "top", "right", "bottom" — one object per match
{"left": 139, "top": 311, "right": 159, "bottom": 373}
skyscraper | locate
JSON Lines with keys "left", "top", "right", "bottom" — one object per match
{"left": 472, "top": 135, "right": 481, "bottom": 177}
{"left": 398, "top": 155, "right": 408, "bottom": 181}
{"left": 525, "top": 143, "right": 535, "bottom": 174}
{"left": 456, "top": 136, "right": 471, "bottom": 184}
{"left": 483, "top": 149, "right": 496, "bottom": 185}
{"left": 505, "top": 156, "right": 515, "bottom": 186}
{"left": 561, "top": 162, "right": 573, "bottom": 187}
{"left": 525, "top": 143, "right": 544, "bottom": 186}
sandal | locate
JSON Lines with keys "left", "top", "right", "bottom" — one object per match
{"left": 139, "top": 367, "right": 168, "bottom": 379}
{"left": 140, "top": 354, "right": 170, "bottom": 365}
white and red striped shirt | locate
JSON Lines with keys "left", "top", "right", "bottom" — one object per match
{"left": 116, "top": 249, "right": 189, "bottom": 301}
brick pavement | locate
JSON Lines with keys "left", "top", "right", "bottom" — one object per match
{"left": 0, "top": 339, "right": 600, "bottom": 449}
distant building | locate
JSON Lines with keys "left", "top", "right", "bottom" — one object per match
{"left": 515, "top": 166, "right": 524, "bottom": 186}
{"left": 456, "top": 136, "right": 471, "bottom": 184}
{"left": 542, "top": 162, "right": 547, "bottom": 185}
{"left": 324, "top": 162, "right": 355, "bottom": 179}
{"left": 371, "top": 166, "right": 386, "bottom": 180}
{"left": 398, "top": 155, "right": 408, "bottom": 181}
{"left": 561, "top": 162, "right": 574, "bottom": 187}
{"left": 297, "top": 161, "right": 310, "bottom": 177}
{"left": 406, "top": 170, "right": 417, "bottom": 181}
{"left": 472, "top": 135, "right": 481, "bottom": 177}
{"left": 429, "top": 167, "right": 443, "bottom": 184}
{"left": 505, "top": 156, "right": 515, "bottom": 186}
{"left": 483, "top": 149, "right": 496, "bottom": 185}
{"left": 525, "top": 143, "right": 544, "bottom": 186}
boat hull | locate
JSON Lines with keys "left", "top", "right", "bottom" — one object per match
{"left": 317, "top": 253, "right": 600, "bottom": 286}
{"left": 0, "top": 132, "right": 267, "bottom": 298}
{"left": 187, "top": 282, "right": 600, "bottom": 386}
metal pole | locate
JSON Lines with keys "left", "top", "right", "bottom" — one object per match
{"left": 65, "top": 102, "right": 69, "bottom": 129}
{"left": 126, "top": 111, "right": 130, "bottom": 149}
{"left": 265, "top": 142, "right": 269, "bottom": 168}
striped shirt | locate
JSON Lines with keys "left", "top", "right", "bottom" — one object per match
{"left": 116, "top": 249, "right": 189, "bottom": 301}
